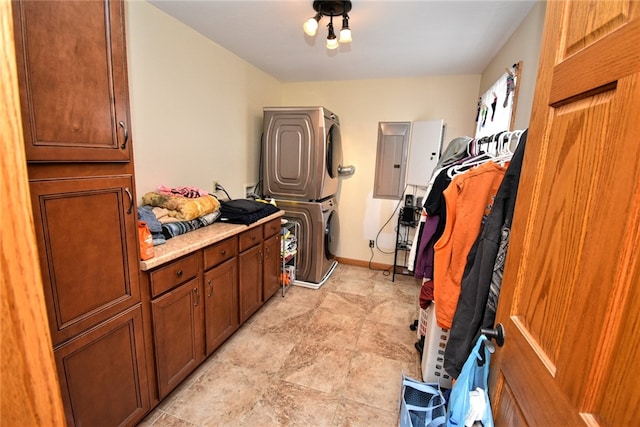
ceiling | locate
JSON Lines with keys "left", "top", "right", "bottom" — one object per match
{"left": 148, "top": 0, "right": 538, "bottom": 83}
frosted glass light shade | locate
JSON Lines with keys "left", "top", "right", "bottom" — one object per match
{"left": 303, "top": 18, "right": 319, "bottom": 36}
{"left": 326, "top": 37, "right": 338, "bottom": 49}
{"left": 339, "top": 28, "right": 352, "bottom": 43}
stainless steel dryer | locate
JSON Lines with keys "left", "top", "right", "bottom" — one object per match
{"left": 262, "top": 106, "right": 343, "bottom": 201}
{"left": 275, "top": 197, "right": 339, "bottom": 285}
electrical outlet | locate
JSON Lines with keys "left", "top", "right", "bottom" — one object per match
{"left": 369, "top": 240, "right": 375, "bottom": 248}
{"left": 212, "top": 180, "right": 218, "bottom": 193}
{"left": 244, "top": 183, "right": 256, "bottom": 198}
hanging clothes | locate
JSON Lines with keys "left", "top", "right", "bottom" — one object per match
{"left": 433, "top": 160, "right": 508, "bottom": 329}
{"left": 443, "top": 130, "right": 528, "bottom": 379}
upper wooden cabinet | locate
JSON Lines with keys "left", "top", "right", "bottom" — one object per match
{"left": 12, "top": 0, "right": 132, "bottom": 162}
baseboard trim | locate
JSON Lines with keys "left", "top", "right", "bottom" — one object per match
{"left": 335, "top": 257, "right": 392, "bottom": 272}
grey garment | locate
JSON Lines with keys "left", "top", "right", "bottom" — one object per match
{"left": 433, "top": 136, "right": 473, "bottom": 173}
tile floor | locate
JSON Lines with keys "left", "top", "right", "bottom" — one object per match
{"left": 138, "top": 264, "right": 423, "bottom": 426}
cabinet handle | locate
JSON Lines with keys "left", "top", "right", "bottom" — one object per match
{"left": 207, "top": 279, "right": 213, "bottom": 297}
{"left": 124, "top": 187, "right": 133, "bottom": 214}
{"left": 221, "top": 249, "right": 226, "bottom": 256}
{"left": 193, "top": 287, "right": 200, "bottom": 306}
{"left": 119, "top": 121, "right": 128, "bottom": 149}
{"left": 176, "top": 270, "right": 183, "bottom": 277}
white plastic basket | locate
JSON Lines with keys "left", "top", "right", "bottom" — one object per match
{"left": 420, "top": 305, "right": 453, "bottom": 388}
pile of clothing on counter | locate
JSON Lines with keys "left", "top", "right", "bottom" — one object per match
{"left": 138, "top": 186, "right": 221, "bottom": 245}
{"left": 137, "top": 185, "right": 280, "bottom": 245}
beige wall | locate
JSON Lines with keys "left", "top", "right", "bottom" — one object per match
{"left": 126, "top": 1, "right": 283, "bottom": 201}
{"left": 126, "top": 0, "right": 545, "bottom": 267}
{"left": 479, "top": 1, "right": 546, "bottom": 131}
{"left": 282, "top": 77, "right": 479, "bottom": 263}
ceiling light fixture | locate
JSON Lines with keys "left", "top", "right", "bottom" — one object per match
{"left": 303, "top": 1, "right": 352, "bottom": 50}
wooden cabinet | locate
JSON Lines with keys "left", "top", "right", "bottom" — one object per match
{"left": 141, "top": 215, "right": 282, "bottom": 412}
{"left": 13, "top": 1, "right": 149, "bottom": 424}
{"left": 238, "top": 227, "right": 264, "bottom": 323}
{"left": 203, "top": 237, "right": 239, "bottom": 356}
{"left": 204, "top": 259, "right": 239, "bottom": 355}
{"left": 29, "top": 175, "right": 139, "bottom": 346}
{"left": 262, "top": 224, "right": 282, "bottom": 301}
{"left": 12, "top": 0, "right": 132, "bottom": 162}
{"left": 54, "top": 305, "right": 149, "bottom": 427}
{"left": 149, "top": 254, "right": 203, "bottom": 399}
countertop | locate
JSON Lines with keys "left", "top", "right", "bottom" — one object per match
{"left": 139, "top": 211, "right": 284, "bottom": 271}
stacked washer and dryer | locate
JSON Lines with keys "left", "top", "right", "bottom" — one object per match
{"left": 262, "top": 107, "right": 353, "bottom": 287}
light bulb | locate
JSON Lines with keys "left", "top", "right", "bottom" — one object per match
{"left": 326, "top": 36, "right": 339, "bottom": 50}
{"left": 339, "top": 28, "right": 352, "bottom": 43}
{"left": 303, "top": 15, "right": 320, "bottom": 36}
{"left": 340, "top": 15, "right": 352, "bottom": 43}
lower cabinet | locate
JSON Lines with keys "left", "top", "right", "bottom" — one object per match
{"left": 151, "top": 277, "right": 204, "bottom": 399}
{"left": 142, "top": 215, "right": 283, "bottom": 410}
{"left": 262, "top": 232, "right": 281, "bottom": 300}
{"left": 204, "top": 257, "right": 239, "bottom": 356}
{"left": 239, "top": 242, "right": 263, "bottom": 324}
{"left": 54, "top": 305, "right": 150, "bottom": 427}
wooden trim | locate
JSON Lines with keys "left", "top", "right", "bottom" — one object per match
{"left": 335, "top": 257, "right": 392, "bottom": 272}
{"left": 0, "top": 0, "right": 66, "bottom": 424}
{"left": 509, "top": 60, "right": 524, "bottom": 131}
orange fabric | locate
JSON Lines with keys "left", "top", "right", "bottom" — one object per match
{"left": 433, "top": 161, "right": 508, "bottom": 328}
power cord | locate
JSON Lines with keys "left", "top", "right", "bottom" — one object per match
{"left": 215, "top": 183, "right": 232, "bottom": 200}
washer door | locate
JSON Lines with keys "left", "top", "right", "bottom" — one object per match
{"left": 324, "top": 209, "right": 339, "bottom": 260}
{"left": 326, "top": 124, "right": 343, "bottom": 179}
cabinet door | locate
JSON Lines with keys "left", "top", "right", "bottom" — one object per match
{"left": 12, "top": 0, "right": 132, "bottom": 162}
{"left": 238, "top": 244, "right": 263, "bottom": 323}
{"left": 29, "top": 175, "right": 139, "bottom": 346}
{"left": 204, "top": 258, "right": 239, "bottom": 356}
{"left": 55, "top": 305, "right": 149, "bottom": 427}
{"left": 262, "top": 233, "right": 281, "bottom": 301}
{"left": 151, "top": 278, "right": 204, "bottom": 399}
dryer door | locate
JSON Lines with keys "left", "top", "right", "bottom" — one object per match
{"left": 326, "top": 123, "right": 343, "bottom": 180}
{"left": 324, "top": 209, "right": 339, "bottom": 260}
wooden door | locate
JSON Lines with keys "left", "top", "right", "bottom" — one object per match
{"left": 262, "top": 233, "right": 281, "bottom": 300}
{"left": 29, "top": 175, "right": 140, "bottom": 345}
{"left": 238, "top": 244, "right": 263, "bottom": 323}
{"left": 151, "top": 278, "right": 204, "bottom": 399}
{"left": 55, "top": 305, "right": 150, "bottom": 427}
{"left": 204, "top": 257, "right": 239, "bottom": 356}
{"left": 12, "top": 0, "right": 132, "bottom": 162}
{"left": 490, "top": 1, "right": 640, "bottom": 425}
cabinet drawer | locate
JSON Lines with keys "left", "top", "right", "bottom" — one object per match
{"left": 203, "top": 237, "right": 238, "bottom": 270}
{"left": 239, "top": 226, "right": 262, "bottom": 252}
{"left": 150, "top": 253, "right": 199, "bottom": 297}
{"left": 263, "top": 218, "right": 281, "bottom": 238}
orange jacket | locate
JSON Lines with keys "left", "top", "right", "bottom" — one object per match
{"left": 433, "top": 161, "right": 508, "bottom": 328}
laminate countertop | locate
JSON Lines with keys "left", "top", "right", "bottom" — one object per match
{"left": 139, "top": 211, "right": 284, "bottom": 271}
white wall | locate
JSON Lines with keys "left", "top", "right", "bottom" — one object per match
{"left": 479, "top": 1, "right": 546, "bottom": 131}
{"left": 126, "top": 1, "right": 283, "bottom": 202}
{"left": 282, "top": 76, "right": 479, "bottom": 264}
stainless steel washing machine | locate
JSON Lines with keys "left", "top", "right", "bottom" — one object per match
{"left": 275, "top": 197, "right": 339, "bottom": 285}
{"left": 262, "top": 106, "right": 343, "bottom": 201}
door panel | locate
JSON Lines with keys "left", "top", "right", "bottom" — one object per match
{"left": 30, "top": 175, "right": 139, "bottom": 345}
{"left": 13, "top": 0, "right": 131, "bottom": 162}
{"left": 491, "top": 1, "right": 640, "bottom": 426}
{"left": 204, "top": 258, "right": 239, "bottom": 355}
{"left": 55, "top": 305, "right": 149, "bottom": 427}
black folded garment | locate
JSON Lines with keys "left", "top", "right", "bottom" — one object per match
{"left": 219, "top": 199, "right": 279, "bottom": 225}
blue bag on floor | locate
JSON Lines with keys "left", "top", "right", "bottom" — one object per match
{"left": 399, "top": 372, "right": 446, "bottom": 427}
{"left": 446, "top": 335, "right": 494, "bottom": 427}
